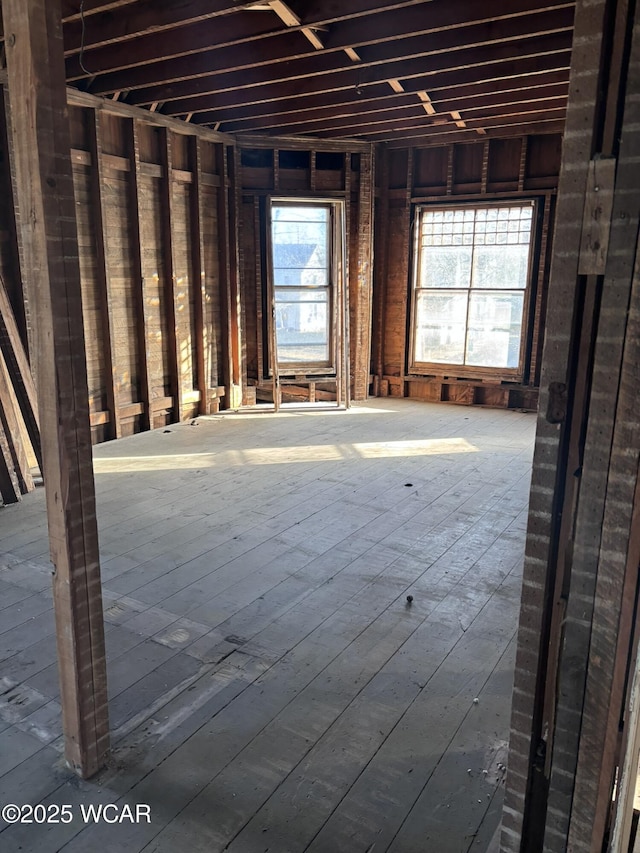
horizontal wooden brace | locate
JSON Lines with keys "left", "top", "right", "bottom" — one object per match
{"left": 70, "top": 147, "right": 221, "bottom": 185}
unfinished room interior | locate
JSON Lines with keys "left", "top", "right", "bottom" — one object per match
{"left": 1, "top": 0, "right": 640, "bottom": 851}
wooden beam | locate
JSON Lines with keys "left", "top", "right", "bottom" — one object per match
{"left": 123, "top": 19, "right": 573, "bottom": 112}
{"left": 385, "top": 118, "right": 566, "bottom": 148}
{"left": 63, "top": 0, "right": 241, "bottom": 54}
{"left": 227, "top": 93, "right": 568, "bottom": 138}
{"left": 76, "top": 0, "right": 573, "bottom": 91}
{"left": 318, "top": 100, "right": 568, "bottom": 138}
{"left": 61, "top": 0, "right": 138, "bottom": 21}
{"left": 217, "top": 82, "right": 570, "bottom": 134}
{"left": 165, "top": 59, "right": 571, "bottom": 121}
{"left": 1, "top": 0, "right": 109, "bottom": 778}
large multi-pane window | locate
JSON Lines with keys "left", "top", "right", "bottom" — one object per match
{"left": 271, "top": 203, "right": 332, "bottom": 367}
{"left": 410, "top": 203, "right": 535, "bottom": 373}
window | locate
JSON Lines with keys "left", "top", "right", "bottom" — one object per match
{"left": 269, "top": 201, "right": 339, "bottom": 369}
{"left": 410, "top": 203, "right": 535, "bottom": 374}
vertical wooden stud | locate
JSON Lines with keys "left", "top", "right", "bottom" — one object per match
{"left": 310, "top": 150, "right": 317, "bottom": 192}
{"left": 227, "top": 145, "right": 243, "bottom": 408}
{"left": 190, "top": 136, "right": 210, "bottom": 415}
{"left": 159, "top": 128, "right": 181, "bottom": 421}
{"left": 481, "top": 139, "right": 490, "bottom": 194}
{"left": 518, "top": 135, "right": 528, "bottom": 192}
{"left": 352, "top": 146, "right": 375, "bottom": 401}
{"left": 446, "top": 144, "right": 454, "bottom": 195}
{"left": 127, "top": 119, "right": 152, "bottom": 431}
{"left": 373, "top": 144, "right": 390, "bottom": 393}
{"left": 254, "top": 196, "right": 264, "bottom": 384}
{"left": 88, "top": 111, "right": 121, "bottom": 438}
{"left": 342, "top": 152, "right": 352, "bottom": 408}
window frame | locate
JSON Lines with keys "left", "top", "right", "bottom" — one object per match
{"left": 266, "top": 197, "right": 345, "bottom": 377}
{"left": 408, "top": 200, "right": 538, "bottom": 382}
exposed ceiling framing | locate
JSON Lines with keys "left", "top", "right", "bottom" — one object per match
{"left": 55, "top": 0, "right": 574, "bottom": 145}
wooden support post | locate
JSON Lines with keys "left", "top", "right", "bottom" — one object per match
{"left": 128, "top": 119, "right": 152, "bottom": 431}
{"left": 0, "top": 273, "right": 41, "bottom": 469}
{"left": 160, "top": 128, "right": 181, "bottom": 421}
{"left": 2, "top": 0, "right": 109, "bottom": 777}
{"left": 88, "top": 111, "right": 121, "bottom": 438}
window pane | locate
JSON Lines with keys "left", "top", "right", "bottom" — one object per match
{"left": 465, "top": 292, "right": 524, "bottom": 368}
{"left": 275, "top": 289, "right": 329, "bottom": 363}
{"left": 472, "top": 245, "right": 530, "bottom": 290}
{"left": 420, "top": 246, "right": 472, "bottom": 288}
{"left": 272, "top": 205, "right": 329, "bottom": 287}
{"left": 414, "top": 291, "right": 468, "bottom": 363}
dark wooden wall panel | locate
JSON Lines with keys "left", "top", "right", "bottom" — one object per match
{"left": 453, "top": 141, "right": 483, "bottom": 191}
{"left": 487, "top": 137, "right": 522, "bottom": 190}
{"left": 382, "top": 203, "right": 412, "bottom": 383}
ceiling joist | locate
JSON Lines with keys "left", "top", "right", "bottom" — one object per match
{"left": 56, "top": 0, "right": 575, "bottom": 147}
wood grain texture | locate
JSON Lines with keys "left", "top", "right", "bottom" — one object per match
{"left": 2, "top": 0, "right": 110, "bottom": 777}
{"left": 0, "top": 398, "right": 535, "bottom": 851}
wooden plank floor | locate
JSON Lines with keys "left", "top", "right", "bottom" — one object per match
{"left": 0, "top": 399, "right": 535, "bottom": 853}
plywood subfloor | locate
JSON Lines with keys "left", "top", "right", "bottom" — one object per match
{"left": 0, "top": 399, "right": 535, "bottom": 853}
